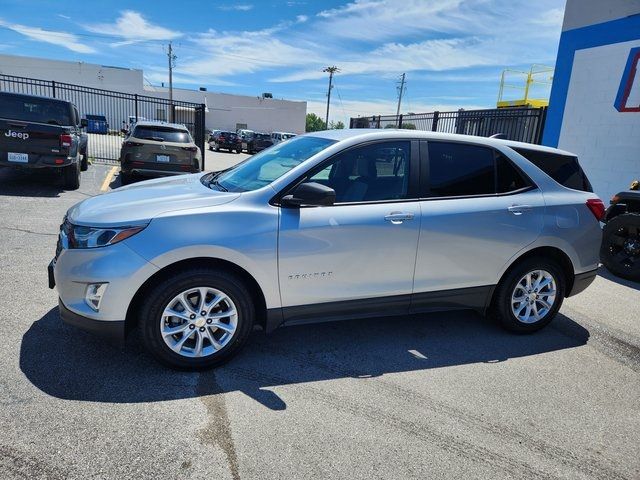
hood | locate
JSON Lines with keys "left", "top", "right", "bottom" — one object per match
{"left": 67, "top": 174, "right": 240, "bottom": 227}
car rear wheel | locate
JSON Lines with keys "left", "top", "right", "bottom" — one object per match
{"left": 80, "top": 155, "right": 88, "bottom": 171}
{"left": 63, "top": 161, "right": 80, "bottom": 190}
{"left": 139, "top": 268, "right": 255, "bottom": 370}
{"left": 601, "top": 213, "right": 640, "bottom": 281}
{"left": 491, "top": 257, "right": 565, "bottom": 333}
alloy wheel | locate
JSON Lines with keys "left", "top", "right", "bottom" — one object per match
{"left": 510, "top": 270, "right": 557, "bottom": 324}
{"left": 160, "top": 286, "right": 238, "bottom": 358}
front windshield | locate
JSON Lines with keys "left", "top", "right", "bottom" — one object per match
{"left": 208, "top": 136, "right": 336, "bottom": 192}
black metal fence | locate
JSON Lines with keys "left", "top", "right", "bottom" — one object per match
{"left": 0, "top": 74, "right": 206, "bottom": 165}
{"left": 350, "top": 107, "right": 547, "bottom": 144}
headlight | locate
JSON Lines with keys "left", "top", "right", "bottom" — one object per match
{"left": 68, "top": 224, "right": 146, "bottom": 249}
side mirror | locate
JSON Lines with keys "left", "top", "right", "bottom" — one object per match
{"left": 281, "top": 182, "right": 336, "bottom": 207}
{"left": 80, "top": 118, "right": 88, "bottom": 128}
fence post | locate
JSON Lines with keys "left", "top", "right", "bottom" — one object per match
{"left": 535, "top": 106, "right": 548, "bottom": 145}
{"left": 200, "top": 104, "right": 206, "bottom": 170}
{"left": 134, "top": 94, "right": 139, "bottom": 122}
{"left": 398, "top": 114, "right": 403, "bottom": 128}
{"left": 432, "top": 111, "right": 439, "bottom": 131}
{"left": 376, "top": 116, "right": 381, "bottom": 129}
{"left": 51, "top": 80, "right": 56, "bottom": 98}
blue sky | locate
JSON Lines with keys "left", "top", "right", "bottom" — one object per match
{"left": 0, "top": 0, "right": 564, "bottom": 124}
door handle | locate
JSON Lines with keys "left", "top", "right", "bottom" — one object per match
{"left": 384, "top": 212, "right": 414, "bottom": 224}
{"left": 508, "top": 205, "right": 533, "bottom": 215}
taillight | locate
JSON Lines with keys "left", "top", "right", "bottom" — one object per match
{"left": 60, "top": 134, "right": 72, "bottom": 148}
{"left": 586, "top": 198, "right": 605, "bottom": 221}
{"left": 181, "top": 146, "right": 198, "bottom": 152}
{"left": 125, "top": 141, "right": 144, "bottom": 147}
{"left": 219, "top": 136, "right": 225, "bottom": 141}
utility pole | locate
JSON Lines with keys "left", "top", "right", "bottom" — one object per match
{"left": 167, "top": 42, "right": 176, "bottom": 122}
{"left": 396, "top": 73, "right": 406, "bottom": 118}
{"left": 323, "top": 66, "right": 339, "bottom": 129}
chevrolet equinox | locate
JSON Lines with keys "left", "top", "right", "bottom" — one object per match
{"left": 49, "top": 130, "right": 603, "bottom": 369}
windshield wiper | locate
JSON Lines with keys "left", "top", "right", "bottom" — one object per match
{"left": 142, "top": 136, "right": 164, "bottom": 141}
{"left": 212, "top": 179, "right": 228, "bottom": 191}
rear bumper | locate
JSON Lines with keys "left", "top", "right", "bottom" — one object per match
{"left": 0, "top": 154, "right": 76, "bottom": 168}
{"left": 567, "top": 268, "right": 598, "bottom": 297}
{"left": 59, "top": 298, "right": 125, "bottom": 347}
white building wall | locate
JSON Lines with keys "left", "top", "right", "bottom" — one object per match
{"left": 558, "top": 40, "right": 640, "bottom": 202}
{"left": 0, "top": 54, "right": 306, "bottom": 134}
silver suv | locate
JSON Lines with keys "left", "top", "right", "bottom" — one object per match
{"left": 49, "top": 130, "right": 603, "bottom": 369}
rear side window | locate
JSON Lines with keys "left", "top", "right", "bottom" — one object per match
{"left": 428, "top": 142, "right": 495, "bottom": 197}
{"left": 0, "top": 94, "right": 71, "bottom": 125}
{"left": 513, "top": 148, "right": 592, "bottom": 192}
{"left": 133, "top": 126, "right": 191, "bottom": 143}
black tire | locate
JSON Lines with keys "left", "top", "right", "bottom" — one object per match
{"left": 208, "top": 145, "right": 213, "bottom": 151}
{"left": 491, "top": 257, "right": 565, "bottom": 333}
{"left": 600, "top": 213, "right": 640, "bottom": 281}
{"left": 80, "top": 155, "right": 88, "bottom": 171}
{"left": 236, "top": 148, "right": 241, "bottom": 154}
{"left": 139, "top": 268, "right": 255, "bottom": 370}
{"left": 120, "top": 171, "right": 132, "bottom": 185}
{"left": 63, "top": 161, "right": 80, "bottom": 190}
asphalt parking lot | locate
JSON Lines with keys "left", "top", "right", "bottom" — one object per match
{"left": 0, "top": 161, "right": 639, "bottom": 480}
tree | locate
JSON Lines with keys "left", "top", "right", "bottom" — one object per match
{"left": 329, "top": 120, "right": 345, "bottom": 129}
{"left": 306, "top": 113, "right": 326, "bottom": 132}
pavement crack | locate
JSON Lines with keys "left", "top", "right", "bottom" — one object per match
{"left": 197, "top": 372, "right": 240, "bottom": 480}
{"left": 1, "top": 226, "right": 57, "bottom": 237}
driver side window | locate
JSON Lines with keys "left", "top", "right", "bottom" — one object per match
{"left": 307, "top": 141, "right": 411, "bottom": 203}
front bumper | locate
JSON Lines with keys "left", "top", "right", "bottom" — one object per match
{"left": 51, "top": 239, "right": 159, "bottom": 325}
{"left": 59, "top": 298, "right": 125, "bottom": 346}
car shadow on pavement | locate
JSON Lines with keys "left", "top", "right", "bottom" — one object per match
{"left": 597, "top": 265, "right": 639, "bottom": 290}
{"left": 0, "top": 167, "right": 65, "bottom": 197}
{"left": 20, "top": 307, "right": 590, "bottom": 409}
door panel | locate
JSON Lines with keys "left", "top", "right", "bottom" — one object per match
{"left": 279, "top": 202, "right": 421, "bottom": 308}
{"left": 414, "top": 189, "right": 545, "bottom": 293}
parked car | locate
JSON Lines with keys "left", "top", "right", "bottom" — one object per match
{"left": 271, "top": 131, "right": 296, "bottom": 144}
{"left": 50, "top": 130, "right": 603, "bottom": 369}
{"left": 244, "top": 132, "right": 273, "bottom": 154}
{"left": 237, "top": 128, "right": 254, "bottom": 140}
{"left": 600, "top": 179, "right": 640, "bottom": 281}
{"left": 118, "top": 121, "right": 202, "bottom": 185}
{"left": 0, "top": 91, "right": 86, "bottom": 189}
{"left": 211, "top": 131, "right": 242, "bottom": 153}
{"left": 84, "top": 114, "right": 109, "bottom": 134}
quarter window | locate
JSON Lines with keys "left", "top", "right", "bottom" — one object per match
{"left": 306, "top": 141, "right": 411, "bottom": 203}
{"left": 496, "top": 153, "right": 530, "bottom": 193}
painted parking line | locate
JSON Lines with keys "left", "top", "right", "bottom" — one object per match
{"left": 100, "top": 166, "right": 118, "bottom": 192}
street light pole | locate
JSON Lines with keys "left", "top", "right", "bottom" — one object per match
{"left": 323, "top": 66, "right": 339, "bottom": 129}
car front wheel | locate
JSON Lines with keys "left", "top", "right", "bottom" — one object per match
{"left": 491, "top": 257, "right": 564, "bottom": 333}
{"left": 139, "top": 268, "right": 255, "bottom": 369}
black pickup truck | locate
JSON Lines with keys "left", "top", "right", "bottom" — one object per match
{"left": 0, "top": 91, "right": 87, "bottom": 190}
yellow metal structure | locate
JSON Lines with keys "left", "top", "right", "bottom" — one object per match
{"left": 497, "top": 65, "right": 554, "bottom": 108}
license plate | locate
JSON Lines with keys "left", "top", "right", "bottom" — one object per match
{"left": 156, "top": 155, "right": 170, "bottom": 163}
{"left": 8, "top": 152, "right": 28, "bottom": 163}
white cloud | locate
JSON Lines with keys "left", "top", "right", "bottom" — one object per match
{"left": 218, "top": 4, "right": 253, "bottom": 11}
{"left": 0, "top": 19, "right": 95, "bottom": 53}
{"left": 176, "top": 29, "right": 319, "bottom": 78}
{"left": 85, "top": 10, "right": 181, "bottom": 45}
{"left": 296, "top": 15, "right": 308, "bottom": 23}
{"left": 270, "top": 37, "right": 495, "bottom": 82}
